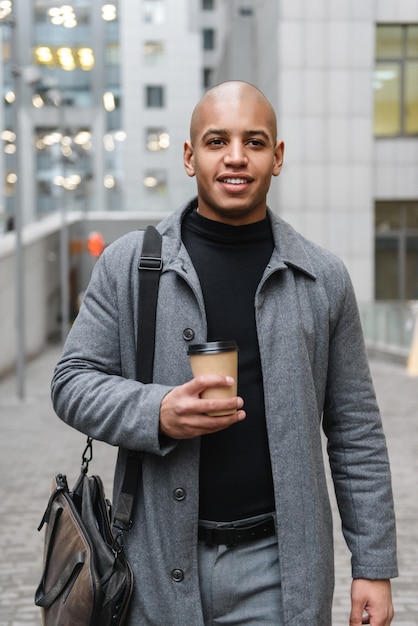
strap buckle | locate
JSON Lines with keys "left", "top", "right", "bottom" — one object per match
{"left": 138, "top": 256, "right": 162, "bottom": 271}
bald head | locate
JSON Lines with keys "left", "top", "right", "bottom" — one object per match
{"left": 189, "top": 81, "right": 278, "bottom": 145}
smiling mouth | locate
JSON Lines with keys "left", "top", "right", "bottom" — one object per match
{"left": 218, "top": 176, "right": 252, "bottom": 185}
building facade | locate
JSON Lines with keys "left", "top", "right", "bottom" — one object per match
{"left": 214, "top": 0, "right": 418, "bottom": 303}
{"left": 0, "top": 0, "right": 417, "bottom": 303}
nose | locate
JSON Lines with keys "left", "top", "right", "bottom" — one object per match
{"left": 223, "top": 140, "right": 248, "bottom": 167}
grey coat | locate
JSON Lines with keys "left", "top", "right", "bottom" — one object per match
{"left": 51, "top": 200, "right": 398, "bottom": 625}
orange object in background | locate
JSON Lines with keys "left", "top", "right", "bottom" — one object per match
{"left": 87, "top": 231, "right": 105, "bottom": 257}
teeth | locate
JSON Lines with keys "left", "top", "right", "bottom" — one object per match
{"left": 223, "top": 178, "right": 247, "bottom": 184}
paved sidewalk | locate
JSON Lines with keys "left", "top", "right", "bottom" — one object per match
{"left": 0, "top": 344, "right": 417, "bottom": 625}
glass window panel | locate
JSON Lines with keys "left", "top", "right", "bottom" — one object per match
{"left": 203, "top": 29, "right": 215, "bottom": 50}
{"left": 144, "top": 41, "right": 164, "bottom": 64}
{"left": 376, "top": 203, "right": 401, "bottom": 231}
{"left": 375, "top": 238, "right": 399, "bottom": 300}
{"left": 406, "top": 237, "right": 418, "bottom": 299}
{"left": 106, "top": 43, "right": 120, "bottom": 65}
{"left": 143, "top": 170, "right": 167, "bottom": 194}
{"left": 405, "top": 60, "right": 418, "bottom": 135}
{"left": 203, "top": 67, "right": 213, "bottom": 88}
{"left": 373, "top": 61, "right": 401, "bottom": 136}
{"left": 146, "top": 86, "right": 164, "bottom": 107}
{"left": 377, "top": 204, "right": 401, "bottom": 230}
{"left": 406, "top": 203, "right": 418, "bottom": 229}
{"left": 144, "top": 0, "right": 165, "bottom": 24}
{"left": 376, "top": 25, "right": 403, "bottom": 59}
{"left": 406, "top": 25, "right": 418, "bottom": 57}
{"left": 146, "top": 128, "right": 170, "bottom": 151}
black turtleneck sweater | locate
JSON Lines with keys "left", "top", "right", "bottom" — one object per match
{"left": 182, "top": 209, "right": 275, "bottom": 521}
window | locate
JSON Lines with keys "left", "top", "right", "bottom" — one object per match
{"left": 203, "top": 29, "right": 215, "bottom": 51}
{"left": 143, "top": 0, "right": 165, "bottom": 24}
{"left": 202, "top": 0, "right": 214, "bottom": 9}
{"left": 374, "top": 24, "right": 418, "bottom": 136}
{"left": 146, "top": 128, "right": 170, "bottom": 151}
{"left": 375, "top": 201, "right": 418, "bottom": 300}
{"left": 203, "top": 68, "right": 213, "bottom": 88}
{"left": 143, "top": 41, "right": 164, "bottom": 64}
{"left": 146, "top": 85, "right": 164, "bottom": 107}
{"left": 143, "top": 170, "right": 167, "bottom": 194}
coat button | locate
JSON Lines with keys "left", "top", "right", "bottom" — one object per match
{"left": 174, "top": 487, "right": 186, "bottom": 501}
{"left": 183, "top": 328, "right": 195, "bottom": 341}
{"left": 171, "top": 568, "right": 184, "bottom": 582}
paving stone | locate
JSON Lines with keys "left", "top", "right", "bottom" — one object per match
{"left": 0, "top": 344, "right": 417, "bottom": 624}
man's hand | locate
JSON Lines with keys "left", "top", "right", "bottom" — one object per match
{"left": 350, "top": 579, "right": 394, "bottom": 625}
{"left": 159, "top": 375, "right": 246, "bottom": 439}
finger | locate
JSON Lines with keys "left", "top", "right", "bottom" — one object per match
{"left": 187, "top": 374, "right": 236, "bottom": 395}
{"left": 182, "top": 410, "right": 246, "bottom": 437}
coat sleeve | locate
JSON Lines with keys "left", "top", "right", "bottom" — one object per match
{"left": 322, "top": 262, "right": 398, "bottom": 580}
{"left": 51, "top": 235, "right": 176, "bottom": 456}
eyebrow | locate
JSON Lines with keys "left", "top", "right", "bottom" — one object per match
{"left": 202, "top": 128, "right": 272, "bottom": 142}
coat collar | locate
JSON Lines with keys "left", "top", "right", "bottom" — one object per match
{"left": 158, "top": 198, "right": 317, "bottom": 281}
{"left": 267, "top": 208, "right": 317, "bottom": 280}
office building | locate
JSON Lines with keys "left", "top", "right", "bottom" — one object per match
{"left": 0, "top": 0, "right": 417, "bottom": 303}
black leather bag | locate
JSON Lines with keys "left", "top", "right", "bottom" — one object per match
{"left": 35, "top": 445, "right": 133, "bottom": 625}
{"left": 34, "top": 226, "right": 162, "bottom": 625}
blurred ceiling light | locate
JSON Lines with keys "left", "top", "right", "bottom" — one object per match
{"left": 147, "top": 130, "right": 170, "bottom": 151}
{"left": 35, "top": 46, "right": 54, "bottom": 65}
{"left": 102, "top": 4, "right": 117, "bottom": 21}
{"left": 74, "top": 131, "right": 91, "bottom": 145}
{"left": 1, "top": 130, "right": 16, "bottom": 142}
{"left": 373, "top": 70, "right": 397, "bottom": 81}
{"left": 0, "top": 1, "right": 12, "bottom": 20}
{"left": 32, "top": 94, "right": 45, "bottom": 108}
{"left": 103, "top": 91, "right": 115, "bottom": 111}
{"left": 54, "top": 174, "right": 82, "bottom": 190}
{"left": 114, "top": 130, "right": 126, "bottom": 142}
{"left": 64, "top": 174, "right": 81, "bottom": 190}
{"left": 43, "top": 132, "right": 63, "bottom": 146}
{"left": 78, "top": 47, "right": 94, "bottom": 70}
{"left": 61, "top": 145, "right": 73, "bottom": 157}
{"left": 143, "top": 176, "right": 158, "bottom": 188}
{"left": 103, "top": 134, "right": 115, "bottom": 151}
{"left": 6, "top": 172, "right": 17, "bottom": 184}
{"left": 104, "top": 174, "right": 115, "bottom": 188}
{"left": 57, "top": 47, "right": 76, "bottom": 71}
{"left": 159, "top": 132, "right": 170, "bottom": 149}
{"left": 5, "top": 91, "right": 15, "bottom": 104}
{"left": 4, "top": 143, "right": 16, "bottom": 154}
{"left": 48, "top": 5, "right": 77, "bottom": 28}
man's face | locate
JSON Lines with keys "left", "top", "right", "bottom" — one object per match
{"left": 184, "top": 96, "right": 284, "bottom": 225}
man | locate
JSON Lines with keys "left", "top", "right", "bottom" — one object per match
{"left": 51, "top": 81, "right": 397, "bottom": 625}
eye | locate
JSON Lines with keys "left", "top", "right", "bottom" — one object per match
{"left": 207, "top": 138, "right": 225, "bottom": 147}
{"left": 247, "top": 138, "right": 265, "bottom": 147}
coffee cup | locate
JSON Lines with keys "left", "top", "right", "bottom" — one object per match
{"left": 187, "top": 341, "right": 239, "bottom": 416}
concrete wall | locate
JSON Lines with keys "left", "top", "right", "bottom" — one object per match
{"left": 0, "top": 211, "right": 165, "bottom": 378}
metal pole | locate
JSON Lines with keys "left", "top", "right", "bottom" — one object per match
{"left": 10, "top": 14, "right": 25, "bottom": 399}
{"left": 59, "top": 105, "right": 70, "bottom": 343}
{"left": 60, "top": 187, "right": 70, "bottom": 343}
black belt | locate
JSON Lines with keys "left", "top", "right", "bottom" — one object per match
{"left": 198, "top": 516, "right": 276, "bottom": 546}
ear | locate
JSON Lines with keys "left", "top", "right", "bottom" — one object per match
{"left": 184, "top": 140, "right": 196, "bottom": 177}
{"left": 272, "top": 140, "right": 285, "bottom": 177}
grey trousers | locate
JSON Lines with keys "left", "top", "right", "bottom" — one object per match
{"left": 197, "top": 515, "right": 284, "bottom": 625}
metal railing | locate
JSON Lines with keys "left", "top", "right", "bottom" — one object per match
{"left": 359, "top": 301, "right": 418, "bottom": 361}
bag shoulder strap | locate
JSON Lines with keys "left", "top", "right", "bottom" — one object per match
{"left": 113, "top": 225, "right": 163, "bottom": 533}
{"left": 136, "top": 225, "right": 163, "bottom": 383}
